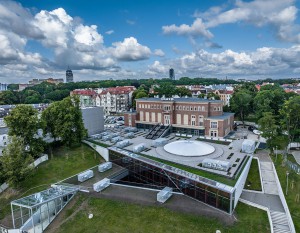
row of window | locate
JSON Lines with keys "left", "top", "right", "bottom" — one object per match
{"left": 138, "top": 103, "right": 222, "bottom": 112}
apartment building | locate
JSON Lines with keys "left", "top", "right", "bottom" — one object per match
{"left": 124, "top": 97, "right": 234, "bottom": 137}
{"left": 70, "top": 89, "right": 97, "bottom": 107}
{"left": 95, "top": 86, "right": 135, "bottom": 115}
{"left": 214, "top": 90, "right": 234, "bottom": 106}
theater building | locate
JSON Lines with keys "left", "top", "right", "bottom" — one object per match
{"left": 124, "top": 97, "right": 234, "bottom": 137}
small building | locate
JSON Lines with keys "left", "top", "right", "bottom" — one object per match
{"left": 242, "top": 139, "right": 256, "bottom": 153}
{"left": 81, "top": 107, "right": 104, "bottom": 137}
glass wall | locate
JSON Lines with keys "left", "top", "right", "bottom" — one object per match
{"left": 109, "top": 150, "right": 232, "bottom": 213}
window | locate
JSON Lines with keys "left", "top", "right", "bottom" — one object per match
{"left": 190, "top": 106, "right": 193, "bottom": 111}
{"left": 179, "top": 106, "right": 182, "bottom": 110}
{"left": 183, "top": 106, "right": 185, "bottom": 110}
{"left": 202, "top": 106, "right": 205, "bottom": 111}
{"left": 199, "top": 115, "right": 204, "bottom": 126}
{"left": 211, "top": 122, "right": 218, "bottom": 129}
{"left": 198, "top": 106, "right": 201, "bottom": 111}
{"left": 194, "top": 107, "right": 197, "bottom": 111}
{"left": 191, "top": 115, "right": 196, "bottom": 126}
{"left": 176, "top": 106, "right": 178, "bottom": 110}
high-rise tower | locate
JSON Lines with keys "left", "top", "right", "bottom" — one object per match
{"left": 66, "top": 67, "right": 73, "bottom": 83}
{"left": 169, "top": 68, "right": 175, "bottom": 80}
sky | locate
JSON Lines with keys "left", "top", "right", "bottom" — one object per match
{"left": 1, "top": 0, "right": 300, "bottom": 83}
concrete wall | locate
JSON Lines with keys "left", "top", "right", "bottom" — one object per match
{"left": 81, "top": 107, "right": 104, "bottom": 136}
{"left": 83, "top": 140, "right": 109, "bottom": 161}
{"left": 233, "top": 156, "right": 253, "bottom": 208}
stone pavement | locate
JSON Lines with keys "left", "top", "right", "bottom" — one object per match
{"left": 240, "top": 151, "right": 294, "bottom": 233}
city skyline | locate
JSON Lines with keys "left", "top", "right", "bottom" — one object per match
{"left": 1, "top": 0, "right": 300, "bottom": 83}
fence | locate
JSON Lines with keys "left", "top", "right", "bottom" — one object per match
{"left": 285, "top": 159, "right": 300, "bottom": 174}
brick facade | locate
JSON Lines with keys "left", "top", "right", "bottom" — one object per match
{"left": 124, "top": 97, "right": 234, "bottom": 137}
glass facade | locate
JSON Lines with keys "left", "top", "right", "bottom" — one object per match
{"left": 109, "top": 148, "right": 233, "bottom": 213}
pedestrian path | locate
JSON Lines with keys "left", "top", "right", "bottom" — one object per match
{"left": 240, "top": 153, "right": 294, "bottom": 233}
{"left": 291, "top": 151, "right": 300, "bottom": 165}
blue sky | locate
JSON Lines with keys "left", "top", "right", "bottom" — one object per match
{"left": 1, "top": 0, "right": 300, "bottom": 83}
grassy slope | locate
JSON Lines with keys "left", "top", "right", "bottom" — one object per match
{"left": 57, "top": 194, "right": 270, "bottom": 233}
{"left": 244, "top": 158, "right": 262, "bottom": 191}
{"left": 0, "top": 144, "right": 103, "bottom": 221}
{"left": 273, "top": 155, "right": 300, "bottom": 232}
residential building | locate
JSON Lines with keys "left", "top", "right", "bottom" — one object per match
{"left": 124, "top": 97, "right": 234, "bottom": 137}
{"left": 66, "top": 68, "right": 73, "bottom": 83}
{"left": 96, "top": 86, "right": 136, "bottom": 115}
{"left": 28, "top": 78, "right": 64, "bottom": 85}
{"left": 0, "top": 83, "right": 8, "bottom": 91}
{"left": 214, "top": 90, "right": 234, "bottom": 106}
{"left": 0, "top": 127, "right": 8, "bottom": 156}
{"left": 70, "top": 89, "right": 97, "bottom": 107}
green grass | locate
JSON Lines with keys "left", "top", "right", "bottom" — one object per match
{"left": 196, "top": 138, "right": 231, "bottom": 145}
{"left": 85, "top": 138, "right": 110, "bottom": 148}
{"left": 57, "top": 194, "right": 270, "bottom": 233}
{"left": 0, "top": 144, "right": 104, "bottom": 222}
{"left": 244, "top": 159, "right": 262, "bottom": 191}
{"left": 139, "top": 153, "right": 238, "bottom": 186}
{"left": 272, "top": 154, "right": 300, "bottom": 232}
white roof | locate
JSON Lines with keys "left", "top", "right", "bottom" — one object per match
{"left": 164, "top": 140, "right": 215, "bottom": 157}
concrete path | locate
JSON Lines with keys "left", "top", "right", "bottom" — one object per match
{"left": 240, "top": 151, "right": 294, "bottom": 233}
{"left": 291, "top": 151, "right": 300, "bottom": 165}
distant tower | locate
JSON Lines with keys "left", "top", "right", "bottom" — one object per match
{"left": 169, "top": 68, "right": 175, "bottom": 80}
{"left": 66, "top": 67, "right": 73, "bottom": 83}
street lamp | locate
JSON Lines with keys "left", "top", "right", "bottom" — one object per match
{"left": 275, "top": 146, "right": 278, "bottom": 162}
{"left": 286, "top": 171, "right": 289, "bottom": 195}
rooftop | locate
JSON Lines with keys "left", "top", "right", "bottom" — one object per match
{"left": 137, "top": 97, "right": 223, "bottom": 103}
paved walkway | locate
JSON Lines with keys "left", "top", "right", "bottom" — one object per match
{"left": 291, "top": 151, "right": 300, "bottom": 165}
{"left": 240, "top": 151, "right": 294, "bottom": 233}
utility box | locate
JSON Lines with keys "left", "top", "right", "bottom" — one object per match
{"left": 157, "top": 187, "right": 173, "bottom": 203}
{"left": 98, "top": 162, "right": 112, "bottom": 172}
{"left": 78, "top": 170, "right": 94, "bottom": 182}
{"left": 93, "top": 178, "right": 110, "bottom": 192}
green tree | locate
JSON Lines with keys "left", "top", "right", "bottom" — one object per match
{"left": 230, "top": 90, "right": 252, "bottom": 128}
{"left": 4, "top": 105, "right": 43, "bottom": 157}
{"left": 175, "top": 87, "right": 192, "bottom": 97}
{"left": 258, "top": 112, "right": 278, "bottom": 150}
{"left": 154, "top": 83, "right": 176, "bottom": 97}
{"left": 280, "top": 96, "right": 300, "bottom": 145}
{"left": 42, "top": 96, "right": 87, "bottom": 147}
{"left": 0, "top": 90, "right": 18, "bottom": 104}
{"left": 132, "top": 88, "right": 148, "bottom": 108}
{"left": 0, "top": 136, "right": 33, "bottom": 187}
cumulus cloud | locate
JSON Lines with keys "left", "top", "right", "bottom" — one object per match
{"left": 204, "top": 0, "right": 300, "bottom": 43}
{"left": 111, "top": 37, "right": 151, "bottom": 61}
{"left": 146, "top": 61, "right": 169, "bottom": 75}
{"left": 154, "top": 49, "right": 165, "bottom": 57}
{"left": 162, "top": 18, "right": 213, "bottom": 39}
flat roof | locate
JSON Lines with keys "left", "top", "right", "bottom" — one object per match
{"left": 206, "top": 112, "right": 235, "bottom": 120}
{"left": 109, "top": 147, "right": 235, "bottom": 193}
{"left": 11, "top": 184, "right": 78, "bottom": 208}
{"left": 137, "top": 97, "right": 223, "bottom": 103}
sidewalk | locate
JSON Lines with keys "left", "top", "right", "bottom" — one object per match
{"left": 240, "top": 151, "right": 294, "bottom": 233}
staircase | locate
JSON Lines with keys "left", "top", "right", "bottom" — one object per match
{"left": 271, "top": 211, "right": 291, "bottom": 233}
{"left": 146, "top": 124, "right": 170, "bottom": 140}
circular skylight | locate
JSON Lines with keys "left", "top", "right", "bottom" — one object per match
{"left": 163, "top": 140, "right": 215, "bottom": 157}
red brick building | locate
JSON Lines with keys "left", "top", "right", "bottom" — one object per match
{"left": 124, "top": 97, "right": 234, "bottom": 137}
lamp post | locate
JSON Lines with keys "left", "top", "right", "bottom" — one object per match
{"left": 286, "top": 171, "right": 289, "bottom": 195}
{"left": 275, "top": 146, "right": 278, "bottom": 162}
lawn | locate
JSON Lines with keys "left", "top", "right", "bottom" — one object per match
{"left": 0, "top": 144, "right": 104, "bottom": 224}
{"left": 55, "top": 194, "right": 270, "bottom": 233}
{"left": 272, "top": 154, "right": 300, "bottom": 232}
{"left": 244, "top": 158, "right": 262, "bottom": 191}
